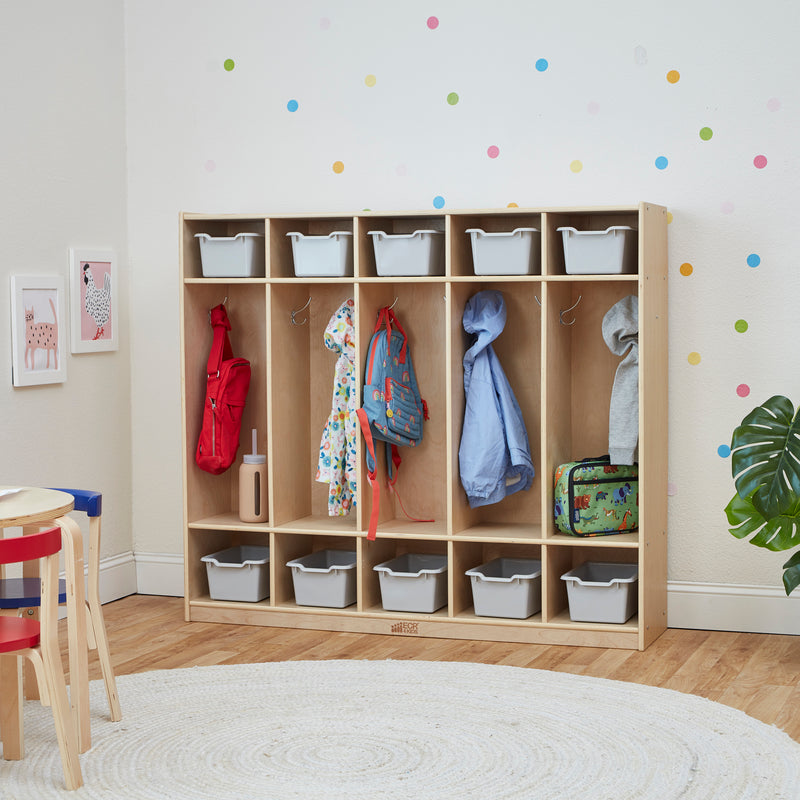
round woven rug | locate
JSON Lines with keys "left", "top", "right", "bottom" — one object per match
{"left": 2, "top": 659, "right": 799, "bottom": 799}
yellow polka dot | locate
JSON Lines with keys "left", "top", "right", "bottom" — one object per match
{"left": 507, "top": 202, "right": 519, "bottom": 208}
{"left": 570, "top": 160, "right": 583, "bottom": 173}
{"left": 687, "top": 352, "right": 701, "bottom": 365}
{"left": 667, "top": 70, "right": 680, "bottom": 84}
{"left": 365, "top": 74, "right": 376, "bottom": 87}
{"left": 332, "top": 161, "right": 344, "bottom": 174}
{"left": 679, "top": 262, "right": 693, "bottom": 276}
{"left": 666, "top": 211, "right": 674, "bottom": 224}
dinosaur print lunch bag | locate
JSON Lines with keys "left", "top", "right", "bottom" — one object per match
{"left": 553, "top": 456, "right": 638, "bottom": 536}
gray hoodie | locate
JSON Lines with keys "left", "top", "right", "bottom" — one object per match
{"left": 602, "top": 295, "right": 638, "bottom": 465}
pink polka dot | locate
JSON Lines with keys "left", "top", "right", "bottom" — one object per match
{"left": 767, "top": 97, "right": 781, "bottom": 112}
{"left": 736, "top": 383, "right": 750, "bottom": 398}
{"left": 754, "top": 154, "right": 768, "bottom": 169}
{"left": 587, "top": 101, "right": 600, "bottom": 115}
{"left": 487, "top": 145, "right": 500, "bottom": 159}
{"left": 721, "top": 201, "right": 735, "bottom": 215}
{"left": 320, "top": 17, "right": 331, "bottom": 30}
{"left": 204, "top": 160, "right": 216, "bottom": 172}
{"left": 427, "top": 16, "right": 439, "bottom": 29}
{"left": 667, "top": 482, "right": 678, "bottom": 497}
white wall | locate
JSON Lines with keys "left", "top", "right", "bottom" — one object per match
{"left": 0, "top": 1, "right": 134, "bottom": 588}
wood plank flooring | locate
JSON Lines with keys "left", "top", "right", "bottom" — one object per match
{"left": 71, "top": 594, "right": 800, "bottom": 743}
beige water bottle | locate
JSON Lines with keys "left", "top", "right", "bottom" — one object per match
{"left": 239, "top": 429, "right": 267, "bottom": 523}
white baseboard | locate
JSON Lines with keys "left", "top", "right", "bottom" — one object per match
{"left": 668, "top": 581, "right": 800, "bottom": 635}
{"left": 124, "top": 554, "right": 799, "bottom": 635}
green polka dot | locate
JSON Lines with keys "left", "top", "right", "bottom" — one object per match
{"left": 699, "top": 127, "right": 713, "bottom": 141}
{"left": 447, "top": 92, "right": 459, "bottom": 105}
{"left": 224, "top": 59, "right": 235, "bottom": 72}
{"left": 735, "top": 319, "right": 748, "bottom": 333}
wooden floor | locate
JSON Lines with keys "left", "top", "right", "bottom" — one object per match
{"left": 71, "top": 594, "right": 800, "bottom": 743}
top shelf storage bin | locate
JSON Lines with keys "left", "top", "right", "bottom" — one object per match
{"left": 195, "top": 232, "right": 266, "bottom": 278}
{"left": 369, "top": 230, "right": 445, "bottom": 276}
{"left": 466, "top": 227, "right": 541, "bottom": 276}
{"left": 558, "top": 226, "right": 637, "bottom": 275}
{"left": 287, "top": 231, "right": 354, "bottom": 278}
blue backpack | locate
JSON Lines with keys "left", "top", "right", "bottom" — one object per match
{"left": 356, "top": 306, "right": 430, "bottom": 539}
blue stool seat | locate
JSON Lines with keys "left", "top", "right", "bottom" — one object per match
{"left": 0, "top": 577, "right": 67, "bottom": 607}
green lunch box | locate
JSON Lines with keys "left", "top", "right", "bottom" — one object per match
{"left": 553, "top": 456, "right": 638, "bottom": 536}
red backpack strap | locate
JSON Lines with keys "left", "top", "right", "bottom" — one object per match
{"left": 356, "top": 408, "right": 380, "bottom": 540}
{"left": 207, "top": 304, "right": 233, "bottom": 376}
{"left": 384, "top": 307, "right": 407, "bottom": 363}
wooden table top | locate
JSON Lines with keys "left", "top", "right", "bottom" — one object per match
{"left": 0, "top": 486, "right": 74, "bottom": 528}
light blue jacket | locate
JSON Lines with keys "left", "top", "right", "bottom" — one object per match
{"left": 458, "top": 290, "right": 534, "bottom": 508}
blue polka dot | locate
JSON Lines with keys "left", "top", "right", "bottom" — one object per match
{"left": 747, "top": 253, "right": 761, "bottom": 268}
{"left": 655, "top": 156, "right": 669, "bottom": 170}
{"left": 433, "top": 195, "right": 445, "bottom": 209}
{"left": 718, "top": 444, "right": 731, "bottom": 458}
{"left": 287, "top": 99, "right": 299, "bottom": 112}
{"left": 535, "top": 58, "right": 549, "bottom": 72}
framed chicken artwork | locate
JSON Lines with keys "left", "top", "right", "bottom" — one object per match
{"left": 68, "top": 248, "right": 119, "bottom": 353}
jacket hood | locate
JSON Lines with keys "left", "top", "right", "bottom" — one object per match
{"left": 463, "top": 290, "right": 507, "bottom": 365}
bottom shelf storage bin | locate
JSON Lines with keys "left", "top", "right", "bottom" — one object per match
{"left": 201, "top": 545, "right": 270, "bottom": 602}
{"left": 374, "top": 554, "right": 448, "bottom": 613}
{"left": 287, "top": 549, "right": 357, "bottom": 608}
{"left": 466, "top": 558, "right": 542, "bottom": 619}
{"left": 561, "top": 562, "right": 638, "bottom": 623}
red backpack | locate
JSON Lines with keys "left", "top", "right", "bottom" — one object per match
{"left": 195, "top": 304, "right": 251, "bottom": 475}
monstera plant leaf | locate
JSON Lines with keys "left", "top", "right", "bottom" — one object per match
{"left": 783, "top": 551, "right": 800, "bottom": 595}
{"left": 725, "top": 491, "right": 800, "bottom": 551}
{"left": 731, "top": 395, "right": 800, "bottom": 520}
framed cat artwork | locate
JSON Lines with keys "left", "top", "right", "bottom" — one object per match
{"left": 9, "top": 275, "right": 67, "bottom": 387}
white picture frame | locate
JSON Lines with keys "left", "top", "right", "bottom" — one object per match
{"left": 68, "top": 248, "right": 118, "bottom": 353}
{"left": 10, "top": 275, "right": 67, "bottom": 387}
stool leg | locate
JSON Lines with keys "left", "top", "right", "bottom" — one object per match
{"left": 87, "top": 515, "right": 121, "bottom": 721}
{"left": 0, "top": 654, "right": 24, "bottom": 760}
{"left": 57, "top": 515, "right": 91, "bottom": 753}
{"left": 21, "top": 525, "right": 40, "bottom": 702}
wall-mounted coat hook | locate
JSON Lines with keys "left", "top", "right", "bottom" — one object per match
{"left": 534, "top": 295, "right": 542, "bottom": 307}
{"left": 291, "top": 297, "right": 311, "bottom": 326}
{"left": 208, "top": 296, "right": 228, "bottom": 322}
{"left": 388, "top": 296, "right": 399, "bottom": 310}
{"left": 559, "top": 295, "right": 582, "bottom": 326}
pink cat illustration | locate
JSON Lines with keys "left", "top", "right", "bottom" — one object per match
{"left": 24, "top": 298, "right": 59, "bottom": 370}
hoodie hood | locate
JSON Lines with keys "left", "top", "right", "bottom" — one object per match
{"left": 463, "top": 290, "right": 507, "bottom": 376}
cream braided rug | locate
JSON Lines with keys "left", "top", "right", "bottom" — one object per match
{"left": 2, "top": 659, "right": 799, "bottom": 799}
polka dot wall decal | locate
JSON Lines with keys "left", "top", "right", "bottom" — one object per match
{"left": 287, "top": 99, "right": 299, "bottom": 112}
{"left": 679, "top": 262, "right": 693, "bottom": 276}
{"left": 667, "top": 481, "right": 678, "bottom": 496}
{"left": 666, "top": 212, "right": 673, "bottom": 224}
{"left": 487, "top": 145, "right": 500, "bottom": 159}
{"left": 655, "top": 156, "right": 669, "bottom": 170}
{"left": 667, "top": 70, "right": 680, "bottom": 83}
{"left": 747, "top": 253, "right": 761, "bottom": 268}
{"left": 332, "top": 161, "right": 344, "bottom": 174}
{"left": 204, "top": 160, "right": 216, "bottom": 172}
{"left": 433, "top": 195, "right": 445, "bottom": 209}
{"left": 688, "top": 351, "right": 701, "bottom": 365}
{"left": 320, "top": 17, "right": 331, "bottom": 30}
{"left": 447, "top": 92, "right": 459, "bottom": 105}
{"left": 767, "top": 97, "right": 781, "bottom": 111}
{"left": 587, "top": 101, "right": 600, "bottom": 115}
{"left": 223, "top": 58, "right": 235, "bottom": 71}
{"left": 570, "top": 160, "right": 583, "bottom": 173}
{"left": 699, "top": 127, "right": 713, "bottom": 141}
{"left": 718, "top": 444, "right": 731, "bottom": 458}
{"left": 427, "top": 16, "right": 439, "bottom": 29}
{"left": 737, "top": 383, "right": 751, "bottom": 397}
{"left": 735, "top": 319, "right": 749, "bottom": 333}
{"left": 721, "top": 201, "right": 735, "bottom": 214}
{"left": 754, "top": 154, "right": 768, "bottom": 169}
{"left": 507, "top": 203, "right": 519, "bottom": 208}
{"left": 535, "top": 58, "right": 549, "bottom": 72}
{"left": 365, "top": 74, "right": 377, "bottom": 87}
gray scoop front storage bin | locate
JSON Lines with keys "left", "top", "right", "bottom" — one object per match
{"left": 201, "top": 545, "right": 270, "bottom": 602}
{"left": 287, "top": 549, "right": 357, "bottom": 608}
{"left": 561, "top": 562, "right": 638, "bottom": 623}
{"left": 466, "top": 557, "right": 542, "bottom": 619}
{"left": 374, "top": 553, "right": 448, "bottom": 613}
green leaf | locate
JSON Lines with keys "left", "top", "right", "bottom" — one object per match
{"left": 725, "top": 491, "right": 800, "bottom": 551}
{"left": 731, "top": 395, "right": 800, "bottom": 519}
{"left": 782, "top": 551, "right": 800, "bottom": 595}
